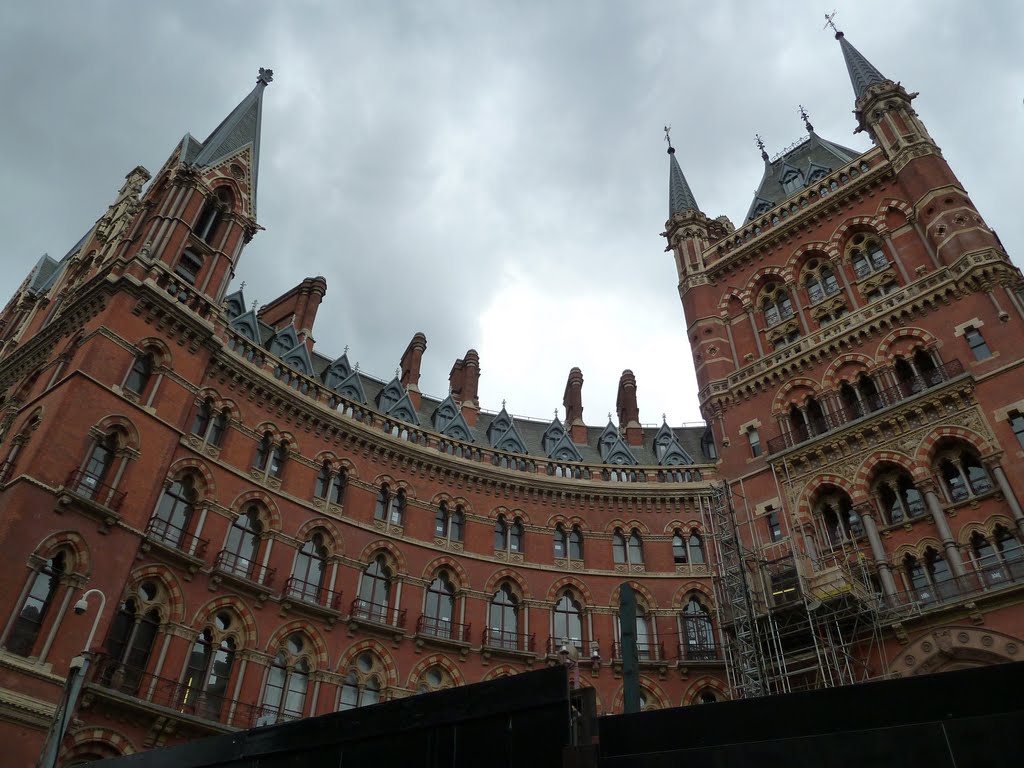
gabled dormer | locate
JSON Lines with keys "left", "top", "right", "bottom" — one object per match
{"left": 487, "top": 406, "right": 514, "bottom": 447}
{"left": 439, "top": 410, "right": 474, "bottom": 443}
{"left": 492, "top": 421, "right": 528, "bottom": 455}
{"left": 386, "top": 391, "right": 420, "bottom": 426}
{"left": 546, "top": 431, "right": 583, "bottom": 463}
{"left": 280, "top": 342, "right": 314, "bottom": 377}
{"left": 778, "top": 162, "right": 804, "bottom": 195}
{"left": 598, "top": 420, "right": 620, "bottom": 454}
{"left": 542, "top": 416, "right": 567, "bottom": 454}
{"left": 653, "top": 422, "right": 695, "bottom": 466}
{"left": 323, "top": 353, "right": 352, "bottom": 389}
{"left": 601, "top": 432, "right": 639, "bottom": 466}
{"left": 267, "top": 323, "right": 300, "bottom": 358}
{"left": 377, "top": 376, "right": 406, "bottom": 413}
{"left": 432, "top": 394, "right": 460, "bottom": 431}
{"left": 333, "top": 369, "right": 366, "bottom": 404}
{"left": 224, "top": 287, "right": 246, "bottom": 320}
{"left": 806, "top": 161, "right": 831, "bottom": 185}
{"left": 229, "top": 308, "right": 261, "bottom": 343}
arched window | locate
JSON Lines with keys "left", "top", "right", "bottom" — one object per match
{"left": 389, "top": 489, "right": 406, "bottom": 526}
{"left": 180, "top": 613, "right": 236, "bottom": 719}
{"left": 174, "top": 249, "right": 204, "bottom": 285}
{"left": 568, "top": 525, "right": 583, "bottom": 560}
{"left": 688, "top": 530, "right": 705, "bottom": 565}
{"left": 935, "top": 445, "right": 993, "bottom": 503}
{"left": 356, "top": 555, "right": 392, "bottom": 623}
{"left": 315, "top": 462, "right": 331, "bottom": 499}
{"left": 495, "top": 515, "right": 524, "bottom": 555}
{"left": 338, "top": 652, "right": 384, "bottom": 710}
{"left": 77, "top": 431, "right": 119, "bottom": 499}
{"left": 269, "top": 440, "right": 287, "bottom": 479}
{"left": 374, "top": 484, "right": 391, "bottom": 521}
{"left": 415, "top": 664, "right": 454, "bottom": 696}
{"left": 510, "top": 518, "right": 524, "bottom": 553}
{"left": 123, "top": 352, "right": 154, "bottom": 395}
{"left": 150, "top": 475, "right": 198, "bottom": 549}
{"left": 494, "top": 515, "right": 508, "bottom": 550}
{"left": 802, "top": 260, "right": 840, "bottom": 305}
{"left": 760, "top": 284, "right": 794, "bottom": 327}
{"left": 971, "top": 531, "right": 1005, "bottom": 586}
{"left": 423, "top": 570, "right": 455, "bottom": 638}
{"left": 223, "top": 506, "right": 263, "bottom": 580}
{"left": 612, "top": 529, "right": 627, "bottom": 564}
{"left": 672, "top": 531, "right": 687, "bottom": 565}
{"left": 190, "top": 398, "right": 228, "bottom": 447}
{"left": 617, "top": 604, "right": 654, "bottom": 661}
{"left": 995, "top": 526, "right": 1024, "bottom": 580}
{"left": 195, "top": 189, "right": 232, "bottom": 245}
{"left": 7, "top": 551, "right": 65, "bottom": 656}
{"left": 487, "top": 584, "right": 519, "bottom": 650}
{"left": 450, "top": 506, "right": 465, "bottom": 542}
{"left": 699, "top": 690, "right": 718, "bottom": 704}
{"left": 314, "top": 463, "right": 346, "bottom": 505}
{"left": 289, "top": 534, "right": 327, "bottom": 603}
{"left": 628, "top": 530, "right": 644, "bottom": 565}
{"left": 681, "top": 597, "right": 716, "bottom": 661}
{"left": 851, "top": 239, "right": 889, "bottom": 280}
{"left": 435, "top": 501, "right": 449, "bottom": 538}
{"left": 100, "top": 583, "right": 162, "bottom": 694}
{"left": 815, "top": 490, "right": 854, "bottom": 550}
{"left": 253, "top": 432, "right": 273, "bottom": 472}
{"left": 554, "top": 524, "right": 568, "bottom": 558}
{"left": 873, "top": 469, "right": 924, "bottom": 525}
{"left": 904, "top": 548, "right": 954, "bottom": 604}
{"left": 258, "top": 634, "right": 310, "bottom": 726}
{"left": 553, "top": 591, "right": 583, "bottom": 652}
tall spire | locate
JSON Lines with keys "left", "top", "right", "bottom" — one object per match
{"left": 834, "top": 30, "right": 886, "bottom": 101}
{"left": 664, "top": 126, "right": 699, "bottom": 216}
{"left": 193, "top": 67, "right": 273, "bottom": 214}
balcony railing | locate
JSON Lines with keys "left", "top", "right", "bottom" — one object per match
{"left": 65, "top": 468, "right": 126, "bottom": 511}
{"left": 213, "top": 549, "right": 275, "bottom": 587}
{"left": 89, "top": 655, "right": 262, "bottom": 730}
{"left": 611, "top": 641, "right": 666, "bottom": 663}
{"left": 482, "top": 628, "right": 535, "bottom": 654}
{"left": 351, "top": 598, "right": 406, "bottom": 629}
{"left": 882, "top": 560, "right": 1024, "bottom": 616}
{"left": 766, "top": 359, "right": 965, "bottom": 454}
{"left": 145, "top": 518, "right": 209, "bottom": 559}
{"left": 416, "top": 615, "right": 471, "bottom": 643}
{"left": 283, "top": 577, "right": 344, "bottom": 612}
{"left": 676, "top": 641, "right": 720, "bottom": 662}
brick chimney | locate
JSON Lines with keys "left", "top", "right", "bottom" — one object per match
{"left": 399, "top": 332, "right": 427, "bottom": 409}
{"left": 563, "top": 367, "right": 587, "bottom": 443}
{"left": 449, "top": 349, "right": 481, "bottom": 426}
{"left": 257, "top": 276, "right": 328, "bottom": 351}
{"left": 616, "top": 369, "right": 643, "bottom": 446}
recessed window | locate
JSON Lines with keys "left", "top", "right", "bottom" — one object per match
{"left": 747, "top": 427, "right": 762, "bottom": 458}
{"left": 765, "top": 507, "right": 782, "bottom": 542}
{"left": 175, "top": 250, "right": 204, "bottom": 285}
{"left": 1010, "top": 411, "right": 1024, "bottom": 449}
{"left": 964, "top": 327, "right": 992, "bottom": 361}
{"left": 124, "top": 352, "right": 154, "bottom": 395}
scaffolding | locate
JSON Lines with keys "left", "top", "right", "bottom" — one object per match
{"left": 703, "top": 482, "right": 888, "bottom": 700}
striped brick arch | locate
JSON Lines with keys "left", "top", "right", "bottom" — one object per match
{"left": 490, "top": 505, "right": 532, "bottom": 525}
{"left": 827, "top": 217, "right": 880, "bottom": 255}
{"left": 738, "top": 265, "right": 790, "bottom": 306}
{"left": 611, "top": 677, "right": 670, "bottom": 712}
{"left": 265, "top": 620, "right": 330, "bottom": 669}
{"left": 60, "top": 726, "right": 136, "bottom": 761}
{"left": 771, "top": 377, "right": 820, "bottom": 413}
{"left": 404, "top": 653, "right": 466, "bottom": 689}
{"left": 126, "top": 564, "right": 186, "bottom": 624}
{"left": 297, "top": 517, "right": 345, "bottom": 557}
{"left": 35, "top": 530, "right": 92, "bottom": 577}
{"left": 359, "top": 539, "right": 406, "bottom": 573}
{"left": 483, "top": 568, "right": 531, "bottom": 599}
{"left": 875, "top": 327, "right": 939, "bottom": 363}
{"left": 915, "top": 426, "right": 995, "bottom": 466}
{"left": 822, "top": 353, "right": 876, "bottom": 389}
{"left": 167, "top": 457, "right": 217, "bottom": 499}
{"left": 337, "top": 638, "right": 399, "bottom": 688}
{"left": 252, "top": 421, "right": 285, "bottom": 443}
{"left": 190, "top": 595, "right": 259, "bottom": 648}
{"left": 851, "top": 451, "right": 924, "bottom": 489}
{"left": 671, "top": 582, "right": 714, "bottom": 610}
{"left": 682, "top": 675, "right": 729, "bottom": 705}
{"left": 784, "top": 242, "right": 835, "bottom": 281}
{"left": 545, "top": 512, "right": 588, "bottom": 530}
{"left": 796, "top": 474, "right": 863, "bottom": 518}
{"left": 94, "top": 414, "right": 141, "bottom": 450}
{"left": 136, "top": 336, "right": 173, "bottom": 368}
{"left": 604, "top": 518, "right": 651, "bottom": 534}
{"left": 546, "top": 575, "right": 595, "bottom": 605}
{"left": 229, "top": 490, "right": 282, "bottom": 531}
{"left": 661, "top": 519, "right": 704, "bottom": 534}
{"left": 875, "top": 197, "right": 915, "bottom": 223}
{"left": 421, "top": 555, "right": 470, "bottom": 589}
{"left": 716, "top": 288, "right": 746, "bottom": 315}
{"left": 607, "top": 580, "right": 657, "bottom": 609}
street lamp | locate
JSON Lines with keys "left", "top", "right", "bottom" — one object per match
{"left": 38, "top": 587, "right": 107, "bottom": 768}
{"left": 558, "top": 638, "right": 580, "bottom": 689}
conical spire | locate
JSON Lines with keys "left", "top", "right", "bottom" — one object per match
{"left": 193, "top": 67, "right": 273, "bottom": 213}
{"left": 835, "top": 31, "right": 886, "bottom": 101}
{"left": 665, "top": 127, "right": 699, "bottom": 216}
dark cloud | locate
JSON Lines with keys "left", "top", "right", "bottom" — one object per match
{"left": 2, "top": 1, "right": 1021, "bottom": 427}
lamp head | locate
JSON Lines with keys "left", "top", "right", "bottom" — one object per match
{"left": 74, "top": 598, "right": 89, "bottom": 616}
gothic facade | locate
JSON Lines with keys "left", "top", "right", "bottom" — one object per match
{"left": 0, "top": 31, "right": 1021, "bottom": 767}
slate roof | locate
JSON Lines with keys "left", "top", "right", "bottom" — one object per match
{"left": 668, "top": 147, "right": 699, "bottom": 216}
{"left": 744, "top": 132, "right": 862, "bottom": 222}
{"left": 226, "top": 286, "right": 713, "bottom": 466}
{"left": 836, "top": 31, "right": 887, "bottom": 101}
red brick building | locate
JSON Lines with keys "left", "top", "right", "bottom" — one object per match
{"left": 0, "top": 30, "right": 1021, "bottom": 767}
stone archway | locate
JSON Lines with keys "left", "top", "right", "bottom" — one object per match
{"left": 896, "top": 626, "right": 1022, "bottom": 676}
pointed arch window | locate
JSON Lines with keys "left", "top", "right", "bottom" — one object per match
{"left": 314, "top": 462, "right": 346, "bottom": 505}
{"left": 223, "top": 506, "right": 264, "bottom": 580}
{"left": 181, "top": 614, "right": 235, "bottom": 719}
{"left": 356, "top": 555, "right": 392, "bottom": 623}
{"left": 435, "top": 502, "right": 464, "bottom": 543}
{"left": 815, "top": 491, "right": 854, "bottom": 550}
{"left": 374, "top": 484, "right": 391, "bottom": 522}
{"left": 487, "top": 584, "right": 520, "bottom": 650}
{"left": 495, "top": 515, "right": 524, "bottom": 555}
{"left": 422, "top": 570, "right": 455, "bottom": 638}
{"left": 101, "top": 588, "right": 161, "bottom": 695}
{"left": 672, "top": 530, "right": 687, "bottom": 565}
{"left": 6, "top": 552, "right": 65, "bottom": 657}
{"left": 971, "top": 531, "right": 1006, "bottom": 586}
{"left": 150, "top": 475, "right": 198, "bottom": 550}
{"left": 554, "top": 524, "right": 568, "bottom": 558}
{"left": 613, "top": 528, "right": 644, "bottom": 567}
{"left": 995, "top": 526, "right": 1024, "bottom": 580}
{"left": 688, "top": 530, "right": 706, "bottom": 565}
{"left": 338, "top": 652, "right": 384, "bottom": 710}
{"left": 254, "top": 432, "right": 273, "bottom": 472}
{"left": 617, "top": 604, "right": 654, "bottom": 661}
{"left": 935, "top": 446, "right": 993, "bottom": 503}
{"left": 851, "top": 239, "right": 889, "bottom": 280}
{"left": 553, "top": 591, "right": 584, "bottom": 652}
{"left": 258, "top": 634, "right": 310, "bottom": 726}
{"left": 192, "top": 398, "right": 228, "bottom": 447}
{"left": 760, "top": 284, "right": 794, "bottom": 327}
{"left": 681, "top": 597, "right": 716, "bottom": 661}
{"left": 77, "top": 432, "right": 119, "bottom": 499}
{"left": 123, "top": 352, "right": 154, "bottom": 396}
{"left": 289, "top": 534, "right": 327, "bottom": 603}
{"left": 389, "top": 489, "right": 406, "bottom": 526}
{"left": 568, "top": 525, "right": 583, "bottom": 560}
{"left": 873, "top": 469, "right": 924, "bottom": 525}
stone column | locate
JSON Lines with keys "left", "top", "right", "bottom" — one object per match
{"left": 992, "top": 465, "right": 1024, "bottom": 535}
{"left": 922, "top": 483, "right": 966, "bottom": 577}
{"left": 746, "top": 308, "right": 764, "bottom": 357}
{"left": 857, "top": 506, "right": 897, "bottom": 598}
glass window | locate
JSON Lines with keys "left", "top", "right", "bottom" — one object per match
{"left": 450, "top": 506, "right": 465, "bottom": 542}
{"left": 688, "top": 531, "right": 705, "bottom": 565}
{"left": 672, "top": 531, "right": 687, "bottom": 564}
{"left": 1010, "top": 411, "right": 1024, "bottom": 449}
{"left": 494, "top": 516, "right": 507, "bottom": 550}
{"left": 568, "top": 526, "right": 583, "bottom": 560}
{"left": 7, "top": 552, "right": 65, "bottom": 656}
{"left": 374, "top": 486, "right": 390, "bottom": 521}
{"left": 628, "top": 530, "right": 644, "bottom": 565}
{"left": 965, "top": 327, "right": 991, "bottom": 361}
{"left": 612, "top": 530, "right": 627, "bottom": 564}
{"left": 553, "top": 593, "right": 583, "bottom": 650}
{"left": 191, "top": 399, "right": 212, "bottom": 437}
{"left": 553, "top": 524, "right": 567, "bottom": 558}
{"left": 357, "top": 556, "right": 392, "bottom": 621}
{"left": 224, "top": 507, "right": 262, "bottom": 579}
{"left": 766, "top": 508, "right": 782, "bottom": 542}
{"left": 124, "top": 353, "right": 153, "bottom": 395}
{"left": 423, "top": 571, "right": 454, "bottom": 637}
{"left": 151, "top": 476, "right": 197, "bottom": 548}
{"left": 682, "top": 597, "right": 715, "bottom": 660}
{"left": 175, "top": 250, "right": 204, "bottom": 285}
{"left": 509, "top": 519, "right": 524, "bottom": 553}
{"left": 747, "top": 428, "right": 762, "bottom": 458}
{"left": 289, "top": 535, "right": 326, "bottom": 602}
{"left": 488, "top": 584, "right": 519, "bottom": 650}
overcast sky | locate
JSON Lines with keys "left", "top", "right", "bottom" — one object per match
{"left": 2, "top": 1, "right": 1022, "bottom": 428}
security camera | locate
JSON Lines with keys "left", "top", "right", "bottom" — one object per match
{"left": 74, "top": 598, "right": 89, "bottom": 616}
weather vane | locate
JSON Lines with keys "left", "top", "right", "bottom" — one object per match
{"left": 258, "top": 67, "right": 274, "bottom": 86}
{"left": 823, "top": 10, "right": 839, "bottom": 33}
{"left": 799, "top": 104, "right": 814, "bottom": 132}
{"left": 663, "top": 125, "right": 672, "bottom": 145}
{"left": 755, "top": 134, "right": 769, "bottom": 162}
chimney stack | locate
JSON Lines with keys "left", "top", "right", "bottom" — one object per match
{"left": 399, "top": 332, "right": 427, "bottom": 409}
{"left": 449, "top": 349, "right": 481, "bottom": 426}
{"left": 563, "top": 367, "right": 587, "bottom": 443}
{"left": 616, "top": 369, "right": 643, "bottom": 446}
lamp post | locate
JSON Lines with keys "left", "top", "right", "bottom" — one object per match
{"left": 38, "top": 588, "right": 107, "bottom": 768}
{"left": 558, "top": 638, "right": 580, "bottom": 689}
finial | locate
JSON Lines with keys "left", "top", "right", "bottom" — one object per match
{"left": 251, "top": 299, "right": 258, "bottom": 310}
{"left": 799, "top": 104, "right": 814, "bottom": 133}
{"left": 239, "top": 280, "right": 246, "bottom": 291}
{"left": 257, "top": 67, "right": 274, "bottom": 86}
{"left": 354, "top": 362, "right": 360, "bottom": 372}
{"left": 343, "top": 344, "right": 349, "bottom": 355}
{"left": 823, "top": 10, "right": 842, "bottom": 38}
{"left": 755, "top": 134, "right": 769, "bottom": 163}
{"left": 608, "top": 411, "right": 613, "bottom": 422}
{"left": 662, "top": 413, "right": 667, "bottom": 423}
{"left": 555, "top": 408, "right": 559, "bottom": 420}
{"left": 502, "top": 399, "right": 507, "bottom": 410}
{"left": 395, "top": 367, "right": 401, "bottom": 380}
{"left": 663, "top": 124, "right": 674, "bottom": 155}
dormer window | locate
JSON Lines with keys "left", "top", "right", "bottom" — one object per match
{"left": 781, "top": 169, "right": 804, "bottom": 195}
